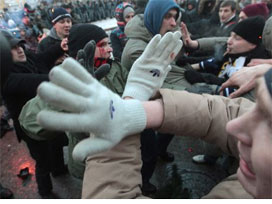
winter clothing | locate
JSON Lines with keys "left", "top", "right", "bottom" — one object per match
{"left": 232, "top": 16, "right": 265, "bottom": 45}
{"left": 38, "top": 27, "right": 62, "bottom": 53}
{"left": 144, "top": 0, "right": 180, "bottom": 35}
{"left": 110, "top": 2, "right": 134, "bottom": 60}
{"left": 242, "top": 3, "right": 269, "bottom": 20}
{"left": 2, "top": 39, "right": 67, "bottom": 196}
{"left": 156, "top": 89, "right": 255, "bottom": 198}
{"left": 122, "top": 14, "right": 217, "bottom": 94}
{"left": 51, "top": 7, "right": 72, "bottom": 24}
{"left": 68, "top": 24, "right": 108, "bottom": 58}
{"left": 20, "top": 23, "right": 129, "bottom": 179}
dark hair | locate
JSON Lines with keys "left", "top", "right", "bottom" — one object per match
{"left": 220, "top": 0, "right": 236, "bottom": 11}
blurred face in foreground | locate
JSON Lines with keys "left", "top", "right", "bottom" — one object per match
{"left": 226, "top": 74, "right": 272, "bottom": 198}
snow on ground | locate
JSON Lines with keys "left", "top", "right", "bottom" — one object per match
{"left": 91, "top": 18, "right": 117, "bottom": 33}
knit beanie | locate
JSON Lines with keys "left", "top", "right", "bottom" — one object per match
{"left": 265, "top": 68, "right": 272, "bottom": 98}
{"left": 242, "top": 3, "right": 269, "bottom": 20}
{"left": 51, "top": 7, "right": 71, "bottom": 24}
{"left": 144, "top": 0, "right": 180, "bottom": 35}
{"left": 68, "top": 24, "right": 108, "bottom": 58}
{"left": 232, "top": 16, "right": 265, "bottom": 45}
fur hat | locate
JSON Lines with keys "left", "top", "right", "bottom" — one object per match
{"left": 232, "top": 16, "right": 265, "bottom": 45}
{"left": 242, "top": 3, "right": 269, "bottom": 20}
{"left": 51, "top": 7, "right": 71, "bottom": 24}
{"left": 68, "top": 24, "right": 108, "bottom": 58}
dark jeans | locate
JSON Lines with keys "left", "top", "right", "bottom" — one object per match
{"left": 14, "top": 121, "right": 68, "bottom": 195}
{"left": 140, "top": 129, "right": 174, "bottom": 182}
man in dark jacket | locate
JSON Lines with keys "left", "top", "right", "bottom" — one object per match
{"left": 1, "top": 30, "right": 68, "bottom": 198}
{"left": 38, "top": 7, "right": 72, "bottom": 67}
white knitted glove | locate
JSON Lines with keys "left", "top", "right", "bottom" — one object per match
{"left": 37, "top": 58, "right": 146, "bottom": 161}
{"left": 122, "top": 31, "right": 183, "bottom": 100}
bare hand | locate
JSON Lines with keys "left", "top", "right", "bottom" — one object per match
{"left": 220, "top": 64, "right": 272, "bottom": 98}
{"left": 61, "top": 38, "right": 68, "bottom": 51}
{"left": 247, "top": 58, "right": 272, "bottom": 67}
{"left": 180, "top": 22, "right": 198, "bottom": 49}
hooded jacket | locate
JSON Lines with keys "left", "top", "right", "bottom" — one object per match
{"left": 37, "top": 27, "right": 62, "bottom": 53}
{"left": 144, "top": 0, "right": 180, "bottom": 35}
{"left": 122, "top": 14, "right": 196, "bottom": 92}
{"left": 110, "top": 2, "right": 134, "bottom": 60}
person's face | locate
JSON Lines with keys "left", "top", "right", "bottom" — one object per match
{"left": 238, "top": 11, "right": 248, "bottom": 22}
{"left": 159, "top": 9, "right": 177, "bottom": 36}
{"left": 227, "top": 32, "right": 256, "bottom": 54}
{"left": 95, "top": 37, "right": 113, "bottom": 59}
{"left": 11, "top": 45, "right": 26, "bottom": 62}
{"left": 219, "top": 6, "right": 235, "bottom": 23}
{"left": 53, "top": 17, "right": 72, "bottom": 39}
{"left": 124, "top": 12, "right": 134, "bottom": 24}
{"left": 226, "top": 77, "right": 272, "bottom": 198}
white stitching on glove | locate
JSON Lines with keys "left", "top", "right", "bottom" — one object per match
{"left": 37, "top": 58, "right": 146, "bottom": 161}
{"left": 122, "top": 31, "right": 183, "bottom": 101}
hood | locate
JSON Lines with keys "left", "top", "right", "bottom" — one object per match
{"left": 125, "top": 14, "right": 153, "bottom": 43}
{"left": 144, "top": 0, "right": 180, "bottom": 35}
{"left": 115, "top": 2, "right": 134, "bottom": 29}
{"left": 48, "top": 27, "right": 61, "bottom": 40}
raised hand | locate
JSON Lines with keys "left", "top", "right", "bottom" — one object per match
{"left": 122, "top": 31, "right": 183, "bottom": 100}
{"left": 37, "top": 58, "right": 146, "bottom": 161}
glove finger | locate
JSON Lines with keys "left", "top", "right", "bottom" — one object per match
{"left": 76, "top": 49, "right": 86, "bottom": 61}
{"left": 142, "top": 34, "right": 161, "bottom": 59}
{"left": 49, "top": 67, "right": 92, "bottom": 97}
{"left": 94, "top": 64, "right": 111, "bottom": 80}
{"left": 83, "top": 40, "right": 96, "bottom": 64}
{"left": 78, "top": 58, "right": 85, "bottom": 67}
{"left": 157, "top": 32, "right": 181, "bottom": 59}
{"left": 72, "top": 137, "right": 114, "bottom": 162}
{"left": 161, "top": 39, "right": 183, "bottom": 62}
{"left": 37, "top": 110, "right": 93, "bottom": 132}
{"left": 62, "top": 58, "right": 94, "bottom": 84}
{"left": 38, "top": 82, "right": 90, "bottom": 112}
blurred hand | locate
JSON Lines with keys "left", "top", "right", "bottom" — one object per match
{"left": 247, "top": 58, "right": 272, "bottom": 67}
{"left": 180, "top": 22, "right": 198, "bottom": 49}
{"left": 61, "top": 37, "right": 68, "bottom": 51}
{"left": 220, "top": 64, "right": 272, "bottom": 98}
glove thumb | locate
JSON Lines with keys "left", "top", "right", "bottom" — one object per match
{"left": 94, "top": 64, "right": 111, "bottom": 80}
{"left": 72, "top": 137, "right": 115, "bottom": 162}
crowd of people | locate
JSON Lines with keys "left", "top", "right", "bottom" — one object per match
{"left": 0, "top": 0, "right": 272, "bottom": 199}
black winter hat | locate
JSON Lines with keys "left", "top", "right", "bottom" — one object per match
{"left": 232, "top": 16, "right": 265, "bottom": 45}
{"left": 51, "top": 7, "right": 71, "bottom": 24}
{"left": 68, "top": 24, "right": 108, "bottom": 58}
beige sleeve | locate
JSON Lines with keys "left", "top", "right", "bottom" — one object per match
{"left": 81, "top": 134, "right": 145, "bottom": 199}
{"left": 157, "top": 89, "right": 254, "bottom": 158}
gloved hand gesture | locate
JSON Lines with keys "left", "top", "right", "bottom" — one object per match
{"left": 122, "top": 31, "right": 183, "bottom": 100}
{"left": 37, "top": 58, "right": 146, "bottom": 161}
{"left": 76, "top": 40, "right": 111, "bottom": 80}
